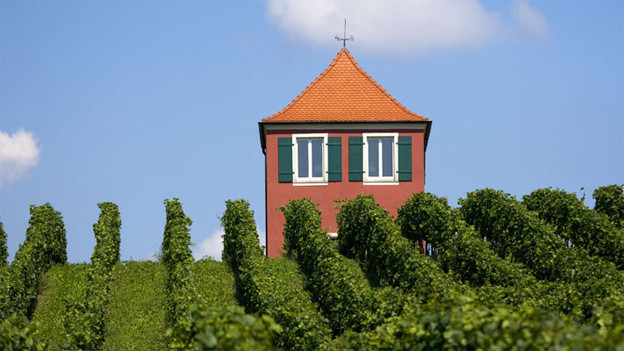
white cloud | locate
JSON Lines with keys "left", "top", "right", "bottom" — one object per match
{"left": 193, "top": 228, "right": 267, "bottom": 261}
{"left": 193, "top": 229, "right": 225, "bottom": 261}
{"left": 512, "top": 0, "right": 547, "bottom": 37}
{"left": 0, "top": 128, "right": 40, "bottom": 189}
{"left": 265, "top": 0, "right": 547, "bottom": 55}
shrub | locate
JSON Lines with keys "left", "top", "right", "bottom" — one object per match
{"left": 459, "top": 189, "right": 566, "bottom": 281}
{"left": 327, "top": 293, "right": 612, "bottom": 350}
{"left": 524, "top": 187, "right": 624, "bottom": 269}
{"left": 0, "top": 222, "right": 7, "bottom": 266}
{"left": 0, "top": 204, "right": 67, "bottom": 320}
{"left": 64, "top": 202, "right": 121, "bottom": 350}
{"left": 398, "top": 192, "right": 533, "bottom": 288}
{"left": 0, "top": 314, "right": 45, "bottom": 351}
{"left": 281, "top": 199, "right": 413, "bottom": 335}
{"left": 336, "top": 194, "right": 455, "bottom": 301}
{"left": 593, "top": 184, "right": 624, "bottom": 227}
{"left": 169, "top": 305, "right": 281, "bottom": 351}
{"left": 162, "top": 198, "right": 195, "bottom": 336}
{"left": 222, "top": 199, "right": 331, "bottom": 350}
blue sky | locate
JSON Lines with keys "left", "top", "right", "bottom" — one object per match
{"left": 1, "top": 0, "right": 622, "bottom": 263}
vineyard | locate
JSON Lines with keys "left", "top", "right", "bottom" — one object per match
{"left": 1, "top": 185, "right": 623, "bottom": 350}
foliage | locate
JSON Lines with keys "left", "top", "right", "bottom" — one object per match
{"left": 64, "top": 202, "right": 121, "bottom": 350}
{"left": 169, "top": 305, "right": 281, "bottom": 351}
{"left": 593, "top": 184, "right": 624, "bottom": 227}
{"left": 281, "top": 198, "right": 414, "bottom": 335}
{"left": 191, "top": 259, "right": 238, "bottom": 310}
{"left": 102, "top": 261, "right": 168, "bottom": 351}
{"left": 327, "top": 293, "right": 617, "bottom": 350}
{"left": 0, "top": 221, "right": 7, "bottom": 266}
{"left": 31, "top": 264, "right": 89, "bottom": 348}
{"left": 459, "top": 189, "right": 624, "bottom": 320}
{"left": 0, "top": 314, "right": 45, "bottom": 351}
{"left": 397, "top": 192, "right": 534, "bottom": 288}
{"left": 0, "top": 203, "right": 67, "bottom": 321}
{"left": 524, "top": 187, "right": 624, "bottom": 269}
{"left": 222, "top": 199, "right": 331, "bottom": 350}
{"left": 162, "top": 198, "right": 196, "bottom": 344}
{"left": 336, "top": 194, "right": 455, "bottom": 300}
{"left": 459, "top": 189, "right": 569, "bottom": 281}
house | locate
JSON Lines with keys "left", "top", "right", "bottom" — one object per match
{"left": 258, "top": 49, "right": 431, "bottom": 257}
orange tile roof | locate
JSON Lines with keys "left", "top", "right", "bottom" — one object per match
{"left": 262, "top": 49, "right": 427, "bottom": 123}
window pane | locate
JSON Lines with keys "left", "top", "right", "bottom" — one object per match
{"left": 368, "top": 139, "right": 379, "bottom": 177}
{"left": 298, "top": 139, "right": 308, "bottom": 177}
{"left": 311, "top": 139, "right": 323, "bottom": 178}
{"left": 382, "top": 139, "right": 393, "bottom": 177}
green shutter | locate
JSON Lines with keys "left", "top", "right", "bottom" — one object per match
{"left": 327, "top": 137, "right": 342, "bottom": 182}
{"left": 397, "top": 136, "right": 412, "bottom": 181}
{"left": 349, "top": 136, "right": 364, "bottom": 181}
{"left": 278, "top": 137, "right": 293, "bottom": 183}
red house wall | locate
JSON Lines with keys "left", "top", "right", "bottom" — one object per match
{"left": 264, "top": 128, "right": 426, "bottom": 258}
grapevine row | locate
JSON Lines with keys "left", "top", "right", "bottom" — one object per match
{"left": 336, "top": 194, "right": 458, "bottom": 300}
{"left": 281, "top": 199, "right": 413, "bottom": 335}
{"left": 523, "top": 187, "right": 624, "bottom": 269}
{"left": 64, "top": 202, "right": 121, "bottom": 349}
{"left": 167, "top": 198, "right": 282, "bottom": 350}
{"left": 221, "top": 199, "right": 330, "bottom": 350}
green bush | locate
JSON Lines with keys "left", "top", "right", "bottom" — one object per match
{"left": 398, "top": 192, "right": 533, "bottom": 288}
{"left": 162, "top": 198, "right": 196, "bottom": 342}
{"left": 327, "top": 293, "right": 614, "bottom": 350}
{"left": 0, "top": 222, "right": 7, "bottom": 266}
{"left": 222, "top": 199, "right": 331, "bottom": 350}
{"left": 593, "top": 184, "right": 624, "bottom": 227}
{"left": 191, "top": 259, "right": 237, "bottom": 310}
{"left": 0, "top": 203, "right": 67, "bottom": 320}
{"left": 460, "top": 189, "right": 624, "bottom": 320}
{"left": 336, "top": 194, "right": 455, "bottom": 301}
{"left": 102, "top": 261, "right": 168, "bottom": 351}
{"left": 281, "top": 199, "right": 413, "bottom": 335}
{"left": 169, "top": 305, "right": 281, "bottom": 351}
{"left": 31, "top": 264, "right": 89, "bottom": 348}
{"left": 524, "top": 187, "right": 624, "bottom": 269}
{"left": 0, "top": 314, "right": 45, "bottom": 351}
{"left": 64, "top": 202, "right": 121, "bottom": 350}
{"left": 459, "top": 189, "right": 567, "bottom": 281}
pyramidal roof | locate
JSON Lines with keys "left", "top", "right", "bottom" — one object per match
{"left": 262, "top": 49, "right": 427, "bottom": 123}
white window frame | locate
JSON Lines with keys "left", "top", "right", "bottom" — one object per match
{"left": 363, "top": 132, "right": 398, "bottom": 185}
{"left": 292, "top": 133, "right": 328, "bottom": 186}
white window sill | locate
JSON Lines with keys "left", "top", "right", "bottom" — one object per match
{"left": 363, "top": 181, "right": 399, "bottom": 186}
{"left": 293, "top": 181, "right": 328, "bottom": 186}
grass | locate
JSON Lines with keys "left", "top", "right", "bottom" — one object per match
{"left": 27, "top": 259, "right": 239, "bottom": 349}
{"left": 191, "top": 258, "right": 238, "bottom": 309}
{"left": 31, "top": 263, "right": 89, "bottom": 349}
{"left": 102, "top": 261, "right": 168, "bottom": 351}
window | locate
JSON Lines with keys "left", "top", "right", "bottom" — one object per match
{"left": 363, "top": 133, "right": 398, "bottom": 183}
{"left": 293, "top": 133, "right": 328, "bottom": 184}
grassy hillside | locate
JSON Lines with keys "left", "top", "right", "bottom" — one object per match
{"left": 31, "top": 264, "right": 90, "bottom": 348}
{"left": 29, "top": 259, "right": 239, "bottom": 349}
{"left": 102, "top": 261, "right": 167, "bottom": 351}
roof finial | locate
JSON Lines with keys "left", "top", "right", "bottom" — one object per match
{"left": 334, "top": 18, "right": 354, "bottom": 49}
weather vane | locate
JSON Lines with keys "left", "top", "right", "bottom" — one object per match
{"left": 335, "top": 18, "right": 354, "bottom": 48}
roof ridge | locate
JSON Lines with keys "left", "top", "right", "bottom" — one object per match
{"left": 262, "top": 49, "right": 428, "bottom": 123}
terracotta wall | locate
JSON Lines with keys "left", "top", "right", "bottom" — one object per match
{"left": 264, "top": 129, "right": 426, "bottom": 257}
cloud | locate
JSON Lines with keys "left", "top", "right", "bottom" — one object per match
{"left": 265, "top": 0, "right": 547, "bottom": 55}
{"left": 193, "top": 229, "right": 225, "bottom": 261}
{"left": 0, "top": 128, "right": 40, "bottom": 189}
{"left": 512, "top": 0, "right": 547, "bottom": 37}
{"left": 193, "top": 228, "right": 267, "bottom": 261}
